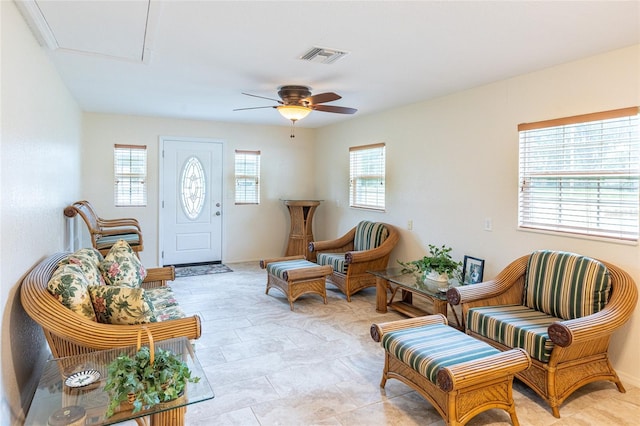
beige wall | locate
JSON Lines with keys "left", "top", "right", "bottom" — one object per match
{"left": 1, "top": 1, "right": 82, "bottom": 423}
{"left": 81, "top": 113, "right": 317, "bottom": 267}
{"left": 314, "top": 44, "right": 640, "bottom": 386}
{"left": 3, "top": 0, "right": 640, "bottom": 421}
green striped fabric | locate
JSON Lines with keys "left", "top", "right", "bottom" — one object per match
{"left": 353, "top": 221, "right": 388, "bottom": 251}
{"left": 316, "top": 253, "right": 347, "bottom": 273}
{"left": 524, "top": 250, "right": 611, "bottom": 320}
{"left": 467, "top": 305, "right": 558, "bottom": 362}
{"left": 266, "top": 259, "right": 318, "bottom": 280}
{"left": 382, "top": 324, "right": 500, "bottom": 384}
{"left": 96, "top": 233, "right": 141, "bottom": 249}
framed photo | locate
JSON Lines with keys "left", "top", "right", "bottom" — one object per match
{"left": 462, "top": 256, "right": 484, "bottom": 284}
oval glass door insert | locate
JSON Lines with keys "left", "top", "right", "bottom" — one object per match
{"left": 180, "top": 156, "right": 206, "bottom": 220}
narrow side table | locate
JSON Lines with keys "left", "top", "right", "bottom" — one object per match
{"left": 283, "top": 200, "right": 321, "bottom": 262}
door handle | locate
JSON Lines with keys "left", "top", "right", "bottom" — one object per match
{"left": 215, "top": 211, "right": 221, "bottom": 216}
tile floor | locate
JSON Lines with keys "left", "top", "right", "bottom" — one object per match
{"left": 163, "top": 261, "right": 640, "bottom": 425}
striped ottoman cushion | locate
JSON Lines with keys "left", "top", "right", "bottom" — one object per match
{"left": 467, "top": 305, "right": 559, "bottom": 362}
{"left": 382, "top": 323, "right": 500, "bottom": 384}
{"left": 266, "top": 259, "right": 319, "bottom": 280}
{"left": 316, "top": 253, "right": 347, "bottom": 273}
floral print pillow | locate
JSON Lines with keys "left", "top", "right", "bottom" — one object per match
{"left": 88, "top": 285, "right": 156, "bottom": 325}
{"left": 58, "top": 249, "right": 105, "bottom": 287}
{"left": 99, "top": 239, "right": 146, "bottom": 287}
{"left": 47, "top": 264, "right": 97, "bottom": 321}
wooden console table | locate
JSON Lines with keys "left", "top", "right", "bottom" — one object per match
{"left": 283, "top": 200, "right": 321, "bottom": 262}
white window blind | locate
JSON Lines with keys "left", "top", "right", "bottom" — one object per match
{"left": 350, "top": 143, "right": 386, "bottom": 210}
{"left": 114, "top": 144, "right": 147, "bottom": 207}
{"left": 518, "top": 107, "right": 640, "bottom": 241}
{"left": 235, "top": 150, "right": 260, "bottom": 204}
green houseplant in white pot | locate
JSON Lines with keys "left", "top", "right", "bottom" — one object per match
{"left": 398, "top": 244, "right": 462, "bottom": 288}
{"left": 104, "top": 335, "right": 200, "bottom": 418}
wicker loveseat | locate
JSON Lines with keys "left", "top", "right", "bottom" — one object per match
{"left": 21, "top": 250, "right": 201, "bottom": 358}
{"left": 447, "top": 250, "right": 638, "bottom": 418}
{"left": 309, "top": 221, "right": 399, "bottom": 301}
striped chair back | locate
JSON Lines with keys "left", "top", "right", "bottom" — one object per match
{"left": 523, "top": 250, "right": 611, "bottom": 320}
{"left": 353, "top": 221, "right": 389, "bottom": 251}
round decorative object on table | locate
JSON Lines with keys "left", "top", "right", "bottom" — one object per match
{"left": 64, "top": 369, "right": 100, "bottom": 388}
{"left": 48, "top": 406, "right": 86, "bottom": 426}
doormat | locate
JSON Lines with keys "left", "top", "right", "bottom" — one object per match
{"left": 174, "top": 263, "right": 233, "bottom": 278}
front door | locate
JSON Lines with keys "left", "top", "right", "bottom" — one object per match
{"left": 160, "top": 137, "right": 223, "bottom": 265}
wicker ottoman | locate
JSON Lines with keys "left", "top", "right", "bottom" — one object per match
{"left": 371, "top": 314, "right": 531, "bottom": 426}
{"left": 260, "top": 255, "right": 333, "bottom": 311}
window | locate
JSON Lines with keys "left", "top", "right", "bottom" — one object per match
{"left": 350, "top": 143, "right": 386, "bottom": 210}
{"left": 235, "top": 150, "right": 260, "bottom": 204}
{"left": 180, "top": 156, "right": 206, "bottom": 219}
{"left": 114, "top": 144, "right": 147, "bottom": 207}
{"left": 518, "top": 107, "right": 639, "bottom": 241}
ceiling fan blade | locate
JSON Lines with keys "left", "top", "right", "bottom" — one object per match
{"left": 233, "top": 106, "right": 277, "bottom": 111}
{"left": 311, "top": 104, "right": 357, "bottom": 114}
{"left": 242, "top": 92, "right": 283, "bottom": 104}
{"left": 304, "top": 92, "right": 341, "bottom": 105}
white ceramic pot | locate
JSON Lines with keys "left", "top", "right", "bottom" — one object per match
{"left": 424, "top": 270, "right": 448, "bottom": 283}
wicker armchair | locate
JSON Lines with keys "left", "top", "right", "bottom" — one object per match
{"left": 309, "top": 221, "right": 399, "bottom": 301}
{"left": 64, "top": 200, "right": 144, "bottom": 257}
{"left": 20, "top": 253, "right": 201, "bottom": 358}
{"left": 447, "top": 251, "right": 638, "bottom": 418}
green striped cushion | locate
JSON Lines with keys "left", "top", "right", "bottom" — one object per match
{"left": 524, "top": 250, "right": 611, "bottom": 320}
{"left": 316, "top": 253, "right": 347, "bottom": 273}
{"left": 382, "top": 323, "right": 500, "bottom": 384}
{"left": 96, "top": 233, "right": 141, "bottom": 249}
{"left": 467, "top": 305, "right": 558, "bottom": 362}
{"left": 353, "top": 221, "right": 388, "bottom": 251}
{"left": 266, "top": 259, "right": 319, "bottom": 280}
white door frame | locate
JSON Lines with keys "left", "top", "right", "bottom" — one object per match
{"left": 158, "top": 136, "right": 225, "bottom": 266}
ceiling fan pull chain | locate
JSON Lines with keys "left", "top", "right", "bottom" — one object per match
{"left": 290, "top": 121, "right": 296, "bottom": 138}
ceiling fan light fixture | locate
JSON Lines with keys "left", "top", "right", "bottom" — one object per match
{"left": 277, "top": 105, "right": 312, "bottom": 122}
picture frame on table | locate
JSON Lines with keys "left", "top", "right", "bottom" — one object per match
{"left": 462, "top": 256, "right": 484, "bottom": 284}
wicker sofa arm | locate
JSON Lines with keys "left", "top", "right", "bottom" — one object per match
{"left": 447, "top": 255, "right": 529, "bottom": 306}
{"left": 547, "top": 261, "right": 638, "bottom": 347}
{"left": 308, "top": 227, "right": 356, "bottom": 253}
{"left": 346, "top": 229, "right": 400, "bottom": 264}
{"left": 97, "top": 218, "right": 141, "bottom": 230}
{"left": 142, "top": 266, "right": 175, "bottom": 289}
{"left": 437, "top": 348, "right": 531, "bottom": 392}
{"left": 370, "top": 314, "right": 448, "bottom": 342}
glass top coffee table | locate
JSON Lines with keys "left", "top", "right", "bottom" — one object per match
{"left": 25, "top": 337, "right": 214, "bottom": 426}
{"left": 369, "top": 268, "right": 461, "bottom": 327}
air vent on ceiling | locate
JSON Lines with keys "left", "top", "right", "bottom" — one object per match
{"left": 299, "top": 47, "right": 349, "bottom": 64}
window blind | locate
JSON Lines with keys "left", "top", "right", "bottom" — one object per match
{"left": 518, "top": 107, "right": 640, "bottom": 241}
{"left": 114, "top": 144, "right": 147, "bottom": 207}
{"left": 235, "top": 150, "right": 260, "bottom": 205}
{"left": 349, "top": 143, "right": 386, "bottom": 210}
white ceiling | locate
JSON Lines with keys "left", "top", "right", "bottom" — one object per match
{"left": 17, "top": 1, "right": 640, "bottom": 128}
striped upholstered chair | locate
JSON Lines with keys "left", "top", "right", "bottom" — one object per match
{"left": 447, "top": 250, "right": 638, "bottom": 418}
{"left": 309, "top": 221, "right": 399, "bottom": 301}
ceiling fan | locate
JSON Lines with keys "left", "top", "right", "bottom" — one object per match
{"left": 234, "top": 85, "right": 357, "bottom": 137}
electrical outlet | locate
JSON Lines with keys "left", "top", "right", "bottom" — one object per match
{"left": 484, "top": 218, "right": 493, "bottom": 231}
{"left": 407, "top": 220, "right": 413, "bottom": 231}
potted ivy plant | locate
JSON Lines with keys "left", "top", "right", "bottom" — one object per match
{"left": 104, "top": 345, "right": 200, "bottom": 417}
{"left": 398, "top": 244, "right": 462, "bottom": 285}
